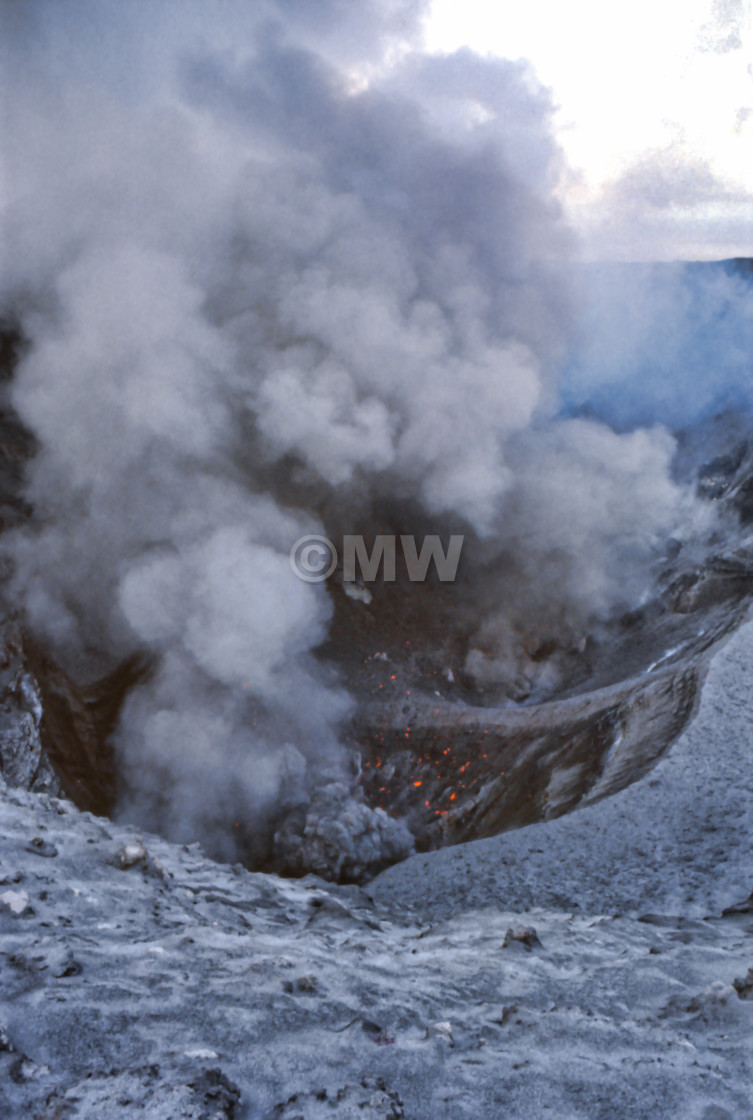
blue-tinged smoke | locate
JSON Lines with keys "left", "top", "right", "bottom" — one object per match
{"left": 560, "top": 260, "right": 753, "bottom": 431}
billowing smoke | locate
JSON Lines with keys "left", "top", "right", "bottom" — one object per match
{"left": 562, "top": 260, "right": 753, "bottom": 430}
{"left": 0, "top": 1, "right": 713, "bottom": 860}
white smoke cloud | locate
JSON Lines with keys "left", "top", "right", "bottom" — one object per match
{"left": 562, "top": 259, "right": 753, "bottom": 430}
{"left": 0, "top": 0, "right": 708, "bottom": 856}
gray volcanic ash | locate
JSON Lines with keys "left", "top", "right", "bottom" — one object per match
{"left": 2, "top": 608, "right": 753, "bottom": 1118}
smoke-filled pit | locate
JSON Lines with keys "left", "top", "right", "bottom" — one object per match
{"left": 1, "top": 1, "right": 752, "bottom": 882}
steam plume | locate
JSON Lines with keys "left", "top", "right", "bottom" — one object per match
{"left": 0, "top": 0, "right": 710, "bottom": 856}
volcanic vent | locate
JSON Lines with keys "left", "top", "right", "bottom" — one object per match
{"left": 5, "top": 386, "right": 753, "bottom": 883}
{"left": 3, "top": 4, "right": 753, "bottom": 882}
{"left": 301, "top": 448, "right": 753, "bottom": 870}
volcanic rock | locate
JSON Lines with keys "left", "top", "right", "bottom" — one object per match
{"left": 39, "top": 1065, "right": 241, "bottom": 1120}
{"left": 721, "top": 890, "right": 753, "bottom": 915}
{"left": 502, "top": 925, "right": 542, "bottom": 951}
{"left": 424, "top": 1021, "right": 454, "bottom": 1045}
{"left": 0, "top": 620, "right": 58, "bottom": 797}
{"left": 0, "top": 889, "right": 30, "bottom": 917}
{"left": 117, "top": 840, "right": 148, "bottom": 868}
{"left": 25, "top": 836, "right": 57, "bottom": 858}
{"left": 733, "top": 968, "right": 753, "bottom": 999}
{"left": 272, "top": 782, "right": 414, "bottom": 882}
{"left": 272, "top": 1076, "right": 404, "bottom": 1120}
{"left": 283, "top": 974, "right": 319, "bottom": 995}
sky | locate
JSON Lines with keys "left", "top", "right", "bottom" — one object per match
{"left": 425, "top": 0, "right": 753, "bottom": 259}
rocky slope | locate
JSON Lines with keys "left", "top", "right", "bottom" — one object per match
{"left": 2, "top": 611, "right": 753, "bottom": 1117}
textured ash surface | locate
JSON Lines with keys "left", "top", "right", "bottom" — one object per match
{"left": 1, "top": 621, "right": 753, "bottom": 1116}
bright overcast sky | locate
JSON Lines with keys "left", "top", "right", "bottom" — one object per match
{"left": 424, "top": 0, "right": 753, "bottom": 259}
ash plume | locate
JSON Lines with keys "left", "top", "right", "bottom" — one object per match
{"left": 0, "top": 0, "right": 712, "bottom": 859}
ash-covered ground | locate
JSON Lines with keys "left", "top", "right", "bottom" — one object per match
{"left": 3, "top": 5, "right": 753, "bottom": 1116}
{"left": 2, "top": 609, "right": 753, "bottom": 1118}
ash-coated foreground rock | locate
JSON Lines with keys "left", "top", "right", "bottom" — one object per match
{"left": 3, "top": 612, "right": 753, "bottom": 1117}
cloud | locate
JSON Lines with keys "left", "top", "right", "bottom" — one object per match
{"left": 698, "top": 0, "right": 747, "bottom": 53}
{"left": 573, "top": 142, "right": 753, "bottom": 260}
